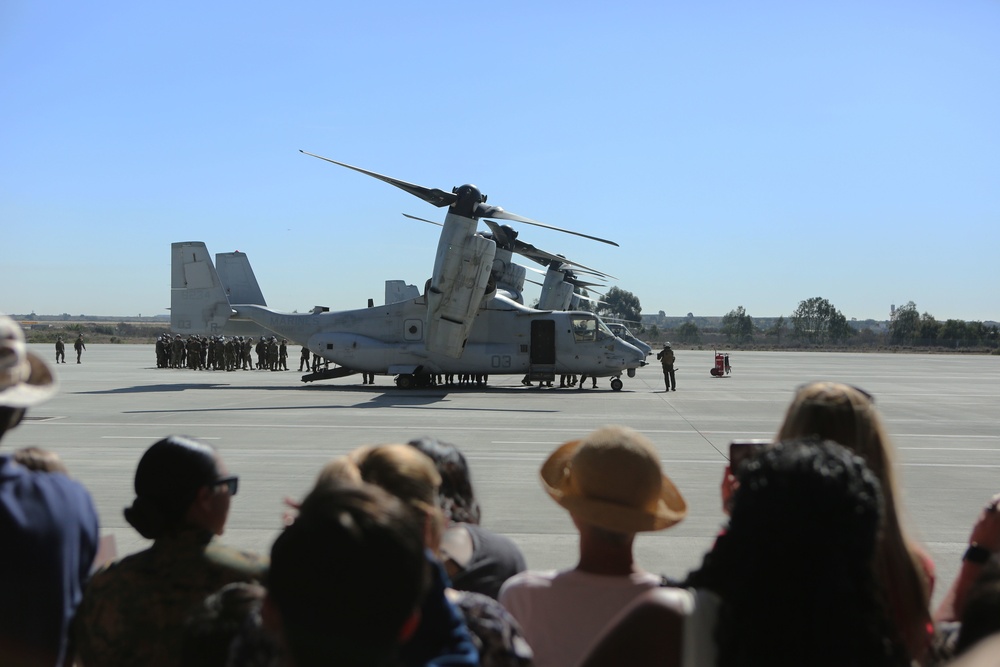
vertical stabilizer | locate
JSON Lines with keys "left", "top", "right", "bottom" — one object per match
{"left": 216, "top": 251, "right": 267, "bottom": 306}
{"left": 170, "top": 242, "right": 233, "bottom": 334}
{"left": 385, "top": 280, "right": 420, "bottom": 305}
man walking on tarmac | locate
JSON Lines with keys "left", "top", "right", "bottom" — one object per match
{"left": 657, "top": 342, "right": 676, "bottom": 391}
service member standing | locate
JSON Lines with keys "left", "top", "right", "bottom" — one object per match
{"left": 657, "top": 342, "right": 676, "bottom": 391}
{"left": 73, "top": 334, "right": 86, "bottom": 364}
{"left": 55, "top": 336, "right": 66, "bottom": 364}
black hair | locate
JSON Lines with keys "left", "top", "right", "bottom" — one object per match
{"left": 955, "top": 557, "right": 1000, "bottom": 656}
{"left": 685, "top": 437, "right": 909, "bottom": 667}
{"left": 268, "top": 480, "right": 429, "bottom": 667}
{"left": 0, "top": 406, "right": 26, "bottom": 439}
{"left": 123, "top": 436, "right": 220, "bottom": 539}
{"left": 407, "top": 436, "right": 481, "bottom": 524}
{"left": 181, "top": 582, "right": 271, "bottom": 667}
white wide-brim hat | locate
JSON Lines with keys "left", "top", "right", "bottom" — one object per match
{"left": 540, "top": 425, "right": 686, "bottom": 533}
{"left": 0, "top": 314, "right": 58, "bottom": 408}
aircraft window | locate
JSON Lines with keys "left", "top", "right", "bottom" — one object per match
{"left": 596, "top": 320, "right": 614, "bottom": 340}
{"left": 572, "top": 317, "right": 597, "bottom": 342}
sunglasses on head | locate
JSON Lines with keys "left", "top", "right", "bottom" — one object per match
{"left": 213, "top": 475, "right": 239, "bottom": 496}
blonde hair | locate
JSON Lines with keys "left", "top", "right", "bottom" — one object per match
{"left": 317, "top": 444, "right": 445, "bottom": 549}
{"left": 776, "top": 382, "right": 931, "bottom": 662}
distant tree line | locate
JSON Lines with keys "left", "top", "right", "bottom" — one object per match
{"left": 641, "top": 297, "right": 998, "bottom": 352}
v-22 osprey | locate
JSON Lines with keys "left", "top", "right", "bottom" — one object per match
{"left": 170, "top": 153, "right": 647, "bottom": 390}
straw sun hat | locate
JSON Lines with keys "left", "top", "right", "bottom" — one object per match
{"left": 540, "top": 425, "right": 686, "bottom": 533}
{"left": 0, "top": 313, "right": 58, "bottom": 408}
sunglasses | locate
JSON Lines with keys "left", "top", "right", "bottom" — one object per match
{"left": 213, "top": 475, "right": 239, "bottom": 496}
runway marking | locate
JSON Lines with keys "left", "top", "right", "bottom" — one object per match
{"left": 101, "top": 435, "right": 221, "bottom": 440}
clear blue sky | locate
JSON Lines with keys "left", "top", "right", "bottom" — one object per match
{"left": 2, "top": 0, "right": 997, "bottom": 322}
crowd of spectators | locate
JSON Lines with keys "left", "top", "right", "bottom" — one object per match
{"left": 5, "top": 311, "right": 1000, "bottom": 666}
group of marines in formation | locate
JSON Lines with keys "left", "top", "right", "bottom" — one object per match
{"left": 155, "top": 334, "right": 291, "bottom": 371}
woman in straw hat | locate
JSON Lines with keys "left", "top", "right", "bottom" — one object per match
{"left": 499, "top": 425, "right": 687, "bottom": 667}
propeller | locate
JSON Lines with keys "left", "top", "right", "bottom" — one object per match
{"left": 303, "top": 150, "right": 619, "bottom": 247}
{"left": 403, "top": 214, "right": 617, "bottom": 280}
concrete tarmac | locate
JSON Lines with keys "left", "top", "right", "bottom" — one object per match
{"left": 14, "top": 344, "right": 1000, "bottom": 608}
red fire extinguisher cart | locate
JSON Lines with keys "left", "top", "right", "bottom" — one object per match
{"left": 710, "top": 350, "right": 732, "bottom": 377}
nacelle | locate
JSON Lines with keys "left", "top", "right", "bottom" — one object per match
{"left": 425, "top": 212, "right": 497, "bottom": 358}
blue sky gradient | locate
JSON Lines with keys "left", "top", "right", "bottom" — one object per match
{"left": 2, "top": 1, "right": 997, "bottom": 321}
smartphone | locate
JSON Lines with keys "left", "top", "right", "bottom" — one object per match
{"left": 729, "top": 439, "right": 771, "bottom": 473}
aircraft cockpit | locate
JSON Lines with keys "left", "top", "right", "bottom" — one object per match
{"left": 571, "top": 316, "right": 614, "bottom": 343}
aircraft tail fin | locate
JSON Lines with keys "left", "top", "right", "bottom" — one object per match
{"left": 170, "top": 242, "right": 234, "bottom": 335}
{"left": 385, "top": 280, "right": 420, "bottom": 305}
{"left": 216, "top": 250, "right": 267, "bottom": 306}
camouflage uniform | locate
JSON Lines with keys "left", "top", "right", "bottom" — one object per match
{"left": 73, "top": 529, "right": 267, "bottom": 667}
{"left": 448, "top": 589, "right": 534, "bottom": 667}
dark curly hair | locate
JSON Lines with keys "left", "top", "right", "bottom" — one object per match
{"left": 407, "top": 436, "right": 482, "bottom": 524}
{"left": 685, "top": 437, "right": 909, "bottom": 667}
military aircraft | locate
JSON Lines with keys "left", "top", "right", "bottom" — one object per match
{"left": 170, "top": 153, "right": 646, "bottom": 389}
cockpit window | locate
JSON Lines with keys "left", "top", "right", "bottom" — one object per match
{"left": 571, "top": 317, "right": 597, "bottom": 342}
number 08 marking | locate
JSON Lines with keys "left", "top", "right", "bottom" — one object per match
{"left": 490, "top": 355, "right": 512, "bottom": 368}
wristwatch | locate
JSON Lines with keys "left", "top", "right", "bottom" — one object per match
{"left": 963, "top": 543, "right": 992, "bottom": 564}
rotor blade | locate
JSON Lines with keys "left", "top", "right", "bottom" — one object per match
{"left": 516, "top": 240, "right": 617, "bottom": 279}
{"left": 481, "top": 219, "right": 516, "bottom": 248}
{"left": 481, "top": 206, "right": 620, "bottom": 247}
{"left": 519, "top": 264, "right": 547, "bottom": 276}
{"left": 563, "top": 276, "right": 606, "bottom": 289}
{"left": 402, "top": 213, "right": 443, "bottom": 227}
{"left": 301, "top": 151, "right": 457, "bottom": 208}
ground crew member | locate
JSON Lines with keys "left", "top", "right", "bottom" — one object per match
{"left": 657, "top": 342, "right": 676, "bottom": 391}
{"left": 55, "top": 337, "right": 66, "bottom": 364}
{"left": 74, "top": 335, "right": 86, "bottom": 364}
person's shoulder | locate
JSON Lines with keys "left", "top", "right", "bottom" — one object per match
{"left": 204, "top": 541, "right": 269, "bottom": 581}
{"left": 555, "top": 569, "right": 662, "bottom": 589}
{"left": 86, "top": 547, "right": 155, "bottom": 591}
{"left": 498, "top": 569, "right": 560, "bottom": 599}
{"left": 467, "top": 524, "right": 525, "bottom": 559}
{"left": 2, "top": 463, "right": 97, "bottom": 513}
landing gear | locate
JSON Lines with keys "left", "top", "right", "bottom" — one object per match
{"left": 394, "top": 373, "right": 435, "bottom": 389}
{"left": 610, "top": 378, "right": 624, "bottom": 392}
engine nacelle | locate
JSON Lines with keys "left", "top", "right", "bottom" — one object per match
{"left": 425, "top": 211, "right": 497, "bottom": 358}
{"left": 537, "top": 267, "right": 575, "bottom": 310}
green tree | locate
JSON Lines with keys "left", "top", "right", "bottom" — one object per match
{"left": 791, "top": 297, "right": 851, "bottom": 344}
{"left": 675, "top": 321, "right": 701, "bottom": 344}
{"left": 597, "top": 287, "right": 642, "bottom": 324}
{"left": 889, "top": 301, "right": 920, "bottom": 345}
{"left": 917, "top": 313, "right": 941, "bottom": 345}
{"left": 940, "top": 319, "right": 968, "bottom": 347}
{"left": 721, "top": 306, "right": 754, "bottom": 342}
{"left": 766, "top": 316, "right": 787, "bottom": 345}
{"left": 827, "top": 310, "right": 855, "bottom": 343}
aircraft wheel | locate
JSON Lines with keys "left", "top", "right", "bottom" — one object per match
{"left": 396, "top": 374, "right": 415, "bottom": 389}
{"left": 610, "top": 378, "right": 624, "bottom": 392}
